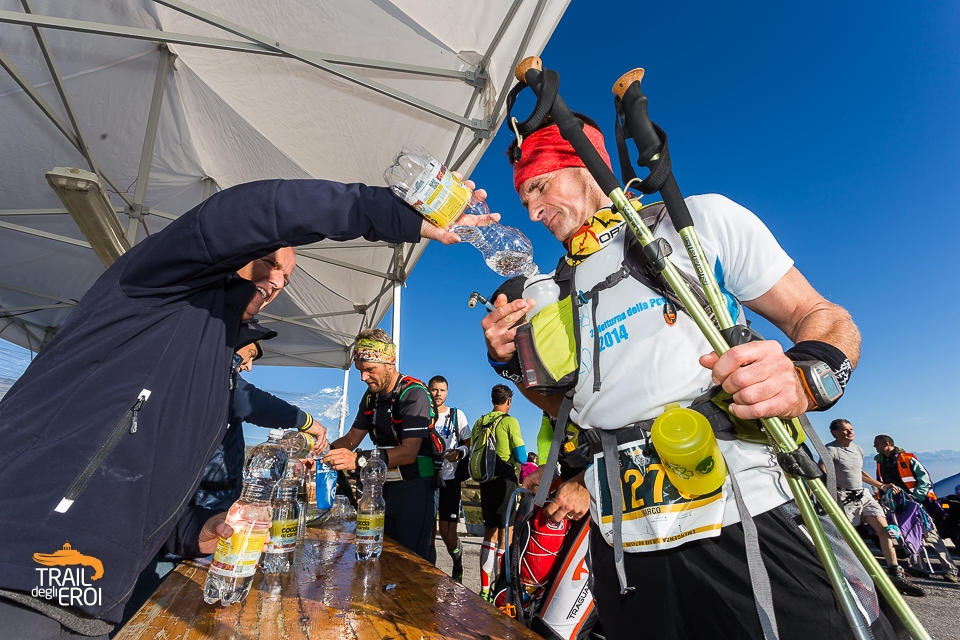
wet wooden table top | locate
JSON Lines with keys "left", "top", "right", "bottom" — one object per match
{"left": 115, "top": 526, "right": 540, "bottom": 640}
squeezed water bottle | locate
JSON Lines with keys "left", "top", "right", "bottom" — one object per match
{"left": 203, "top": 429, "right": 289, "bottom": 605}
{"left": 315, "top": 446, "right": 338, "bottom": 513}
{"left": 384, "top": 147, "right": 539, "bottom": 277}
{"left": 355, "top": 449, "right": 387, "bottom": 561}
{"left": 261, "top": 478, "right": 300, "bottom": 574}
{"left": 280, "top": 430, "right": 317, "bottom": 458}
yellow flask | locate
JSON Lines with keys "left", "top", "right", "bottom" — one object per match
{"left": 651, "top": 403, "right": 727, "bottom": 496}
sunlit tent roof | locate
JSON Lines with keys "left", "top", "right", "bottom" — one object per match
{"left": 0, "top": 0, "right": 568, "bottom": 368}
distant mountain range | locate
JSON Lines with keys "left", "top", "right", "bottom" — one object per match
{"left": 911, "top": 450, "right": 960, "bottom": 492}
{"left": 2, "top": 339, "right": 959, "bottom": 490}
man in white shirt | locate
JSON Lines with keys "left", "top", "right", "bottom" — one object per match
{"left": 428, "top": 375, "right": 470, "bottom": 581}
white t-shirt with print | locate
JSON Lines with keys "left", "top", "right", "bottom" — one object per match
{"left": 435, "top": 406, "right": 470, "bottom": 481}
{"left": 569, "top": 194, "right": 795, "bottom": 527}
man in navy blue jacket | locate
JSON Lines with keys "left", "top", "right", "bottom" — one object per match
{"left": 0, "top": 178, "right": 491, "bottom": 637}
{"left": 120, "top": 321, "right": 322, "bottom": 626}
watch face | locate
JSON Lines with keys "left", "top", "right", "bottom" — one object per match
{"left": 819, "top": 371, "right": 842, "bottom": 399}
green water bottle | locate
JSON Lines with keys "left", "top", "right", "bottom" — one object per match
{"left": 651, "top": 404, "right": 727, "bottom": 496}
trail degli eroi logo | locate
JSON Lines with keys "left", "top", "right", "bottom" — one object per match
{"left": 32, "top": 542, "right": 104, "bottom": 607}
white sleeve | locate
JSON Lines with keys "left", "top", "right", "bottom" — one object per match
{"left": 457, "top": 410, "right": 471, "bottom": 442}
{"left": 686, "top": 194, "right": 794, "bottom": 302}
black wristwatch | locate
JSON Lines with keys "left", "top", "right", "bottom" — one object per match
{"left": 793, "top": 360, "right": 843, "bottom": 411}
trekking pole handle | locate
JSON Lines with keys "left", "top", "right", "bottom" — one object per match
{"left": 514, "top": 59, "right": 621, "bottom": 195}
{"left": 613, "top": 70, "right": 695, "bottom": 231}
{"left": 612, "top": 68, "right": 645, "bottom": 98}
{"left": 514, "top": 56, "right": 542, "bottom": 82}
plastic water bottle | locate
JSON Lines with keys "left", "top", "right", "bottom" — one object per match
{"left": 261, "top": 478, "right": 300, "bottom": 574}
{"left": 315, "top": 446, "right": 338, "bottom": 512}
{"left": 384, "top": 147, "right": 539, "bottom": 277}
{"left": 280, "top": 430, "right": 316, "bottom": 458}
{"left": 522, "top": 274, "right": 561, "bottom": 321}
{"left": 355, "top": 449, "right": 387, "bottom": 561}
{"left": 203, "top": 429, "right": 289, "bottom": 605}
{"left": 278, "top": 433, "right": 311, "bottom": 539}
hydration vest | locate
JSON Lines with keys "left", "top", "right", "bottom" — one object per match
{"left": 361, "top": 374, "right": 445, "bottom": 477}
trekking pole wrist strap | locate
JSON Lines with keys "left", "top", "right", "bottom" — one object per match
{"left": 784, "top": 340, "right": 852, "bottom": 387}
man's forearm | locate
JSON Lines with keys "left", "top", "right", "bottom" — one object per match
{"left": 788, "top": 301, "right": 861, "bottom": 368}
{"left": 861, "top": 471, "right": 883, "bottom": 490}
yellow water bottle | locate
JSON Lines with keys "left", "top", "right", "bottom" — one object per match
{"left": 651, "top": 403, "right": 727, "bottom": 496}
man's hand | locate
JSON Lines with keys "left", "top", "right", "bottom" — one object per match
{"left": 542, "top": 471, "right": 590, "bottom": 523}
{"left": 699, "top": 340, "right": 811, "bottom": 420}
{"left": 419, "top": 182, "right": 501, "bottom": 245}
{"left": 305, "top": 422, "right": 328, "bottom": 452}
{"left": 197, "top": 512, "right": 231, "bottom": 554}
{"left": 322, "top": 447, "right": 358, "bottom": 472}
{"left": 482, "top": 293, "right": 536, "bottom": 362}
{"left": 443, "top": 449, "right": 460, "bottom": 462}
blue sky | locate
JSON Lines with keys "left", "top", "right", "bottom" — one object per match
{"left": 1, "top": 2, "right": 956, "bottom": 475}
{"left": 242, "top": 1, "right": 960, "bottom": 467}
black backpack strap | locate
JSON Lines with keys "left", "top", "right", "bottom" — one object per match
{"left": 533, "top": 391, "right": 575, "bottom": 508}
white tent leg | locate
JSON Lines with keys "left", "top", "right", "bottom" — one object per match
{"left": 392, "top": 280, "right": 401, "bottom": 371}
{"left": 338, "top": 367, "right": 350, "bottom": 439}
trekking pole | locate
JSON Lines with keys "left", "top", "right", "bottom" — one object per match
{"left": 612, "top": 68, "right": 928, "bottom": 640}
{"left": 511, "top": 57, "right": 928, "bottom": 640}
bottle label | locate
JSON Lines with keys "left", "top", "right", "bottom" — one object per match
{"left": 210, "top": 531, "right": 267, "bottom": 577}
{"left": 266, "top": 519, "right": 299, "bottom": 554}
{"left": 300, "top": 432, "right": 316, "bottom": 455}
{"left": 404, "top": 159, "right": 470, "bottom": 228}
{"left": 356, "top": 513, "right": 384, "bottom": 540}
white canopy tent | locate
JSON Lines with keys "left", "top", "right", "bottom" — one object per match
{"left": 0, "top": 0, "right": 568, "bottom": 378}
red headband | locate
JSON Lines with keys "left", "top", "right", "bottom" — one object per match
{"left": 513, "top": 124, "right": 612, "bottom": 192}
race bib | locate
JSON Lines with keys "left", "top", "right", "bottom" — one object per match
{"left": 590, "top": 438, "right": 726, "bottom": 552}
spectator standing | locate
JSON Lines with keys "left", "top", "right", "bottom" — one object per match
{"left": 821, "top": 420, "right": 923, "bottom": 596}
{"left": 874, "top": 434, "right": 959, "bottom": 582}
{"left": 427, "top": 375, "right": 470, "bottom": 581}
{"left": 473, "top": 384, "right": 526, "bottom": 600}
{"left": 323, "top": 329, "right": 438, "bottom": 562}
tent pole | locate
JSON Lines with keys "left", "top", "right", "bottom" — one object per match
{"left": 392, "top": 281, "right": 401, "bottom": 371}
{"left": 338, "top": 368, "right": 349, "bottom": 439}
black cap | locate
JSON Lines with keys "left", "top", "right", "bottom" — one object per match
{"left": 235, "top": 320, "right": 278, "bottom": 355}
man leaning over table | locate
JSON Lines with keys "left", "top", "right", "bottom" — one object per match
{"left": 0, "top": 177, "right": 495, "bottom": 638}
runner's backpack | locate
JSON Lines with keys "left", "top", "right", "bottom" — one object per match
{"left": 363, "top": 375, "right": 445, "bottom": 477}
{"left": 492, "top": 490, "right": 600, "bottom": 640}
{"left": 470, "top": 414, "right": 505, "bottom": 483}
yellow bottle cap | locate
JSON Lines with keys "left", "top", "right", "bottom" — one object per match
{"left": 652, "top": 403, "right": 713, "bottom": 455}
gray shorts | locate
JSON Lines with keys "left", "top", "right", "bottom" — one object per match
{"left": 838, "top": 490, "right": 885, "bottom": 525}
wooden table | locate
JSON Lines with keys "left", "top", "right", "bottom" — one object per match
{"left": 115, "top": 526, "right": 541, "bottom": 640}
